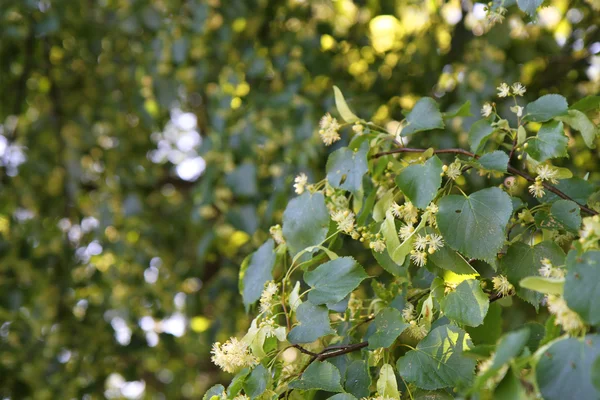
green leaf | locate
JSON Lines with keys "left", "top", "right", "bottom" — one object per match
{"left": 441, "top": 279, "right": 489, "bottom": 327}
{"left": 437, "top": 187, "right": 512, "bottom": 261}
{"left": 571, "top": 95, "right": 600, "bottom": 113}
{"left": 395, "top": 156, "right": 443, "bottom": 209}
{"left": 397, "top": 325, "right": 476, "bottom": 390}
{"left": 304, "top": 257, "right": 369, "bottom": 305}
{"left": 541, "top": 177, "right": 594, "bottom": 204}
{"left": 333, "top": 85, "right": 359, "bottom": 123}
{"left": 326, "top": 141, "right": 369, "bottom": 195}
{"left": 244, "top": 364, "right": 269, "bottom": 398}
{"left": 428, "top": 245, "right": 478, "bottom": 275}
{"left": 382, "top": 211, "right": 402, "bottom": 264}
{"left": 228, "top": 368, "right": 251, "bottom": 398}
{"left": 240, "top": 239, "right": 276, "bottom": 310}
{"left": 288, "top": 301, "right": 334, "bottom": 344}
{"left": 536, "top": 335, "right": 600, "bottom": 400}
{"left": 524, "top": 94, "right": 568, "bottom": 122}
{"left": 373, "top": 246, "right": 406, "bottom": 277}
{"left": 466, "top": 302, "right": 502, "bottom": 345}
{"left": 344, "top": 360, "right": 371, "bottom": 399}
{"left": 556, "top": 109, "right": 598, "bottom": 149}
{"left": 289, "top": 281, "right": 303, "bottom": 313}
{"left": 494, "top": 368, "right": 528, "bottom": 400}
{"left": 550, "top": 199, "right": 581, "bottom": 233}
{"left": 283, "top": 192, "right": 330, "bottom": 258}
{"left": 520, "top": 276, "right": 564, "bottom": 295}
{"left": 401, "top": 97, "right": 445, "bottom": 136}
{"left": 288, "top": 360, "right": 344, "bottom": 392}
{"left": 377, "top": 363, "right": 400, "bottom": 398}
{"left": 468, "top": 120, "right": 496, "bottom": 154}
{"left": 501, "top": 241, "right": 566, "bottom": 307}
{"left": 373, "top": 189, "right": 394, "bottom": 222}
{"left": 368, "top": 307, "right": 410, "bottom": 349}
{"left": 564, "top": 251, "right": 600, "bottom": 325}
{"left": 517, "top": 126, "right": 527, "bottom": 147}
{"left": 516, "top": 0, "right": 542, "bottom": 15}
{"left": 328, "top": 394, "right": 357, "bottom": 400}
{"left": 444, "top": 101, "right": 472, "bottom": 118}
{"left": 525, "top": 121, "right": 569, "bottom": 162}
{"left": 477, "top": 151, "right": 508, "bottom": 173}
{"left": 203, "top": 385, "right": 225, "bottom": 400}
{"left": 492, "top": 328, "right": 530, "bottom": 370}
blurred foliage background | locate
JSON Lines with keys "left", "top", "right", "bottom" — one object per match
{"left": 0, "top": 0, "right": 598, "bottom": 398}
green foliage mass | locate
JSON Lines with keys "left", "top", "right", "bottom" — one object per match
{"left": 1, "top": 0, "right": 600, "bottom": 399}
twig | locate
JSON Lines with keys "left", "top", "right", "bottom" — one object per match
{"left": 372, "top": 147, "right": 597, "bottom": 216}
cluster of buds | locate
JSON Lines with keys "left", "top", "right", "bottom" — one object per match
{"left": 259, "top": 281, "right": 279, "bottom": 314}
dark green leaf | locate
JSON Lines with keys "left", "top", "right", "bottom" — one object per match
{"left": 494, "top": 368, "right": 528, "bottom": 400}
{"left": 477, "top": 150, "right": 508, "bottom": 173}
{"left": 468, "top": 120, "right": 496, "bottom": 154}
{"left": 282, "top": 192, "right": 330, "bottom": 257}
{"left": 536, "top": 335, "right": 600, "bottom": 400}
{"left": 244, "top": 364, "right": 269, "bottom": 398}
{"left": 525, "top": 121, "right": 569, "bottom": 162}
{"left": 524, "top": 94, "right": 568, "bottom": 122}
{"left": 550, "top": 199, "right": 581, "bottom": 233}
{"left": 304, "top": 257, "right": 369, "bottom": 305}
{"left": 203, "top": 385, "right": 225, "bottom": 400}
{"left": 228, "top": 368, "right": 251, "bottom": 397}
{"left": 492, "top": 328, "right": 530, "bottom": 369}
{"left": 564, "top": 251, "right": 600, "bottom": 325}
{"left": 240, "top": 239, "right": 276, "bottom": 310}
{"left": 344, "top": 360, "right": 370, "bottom": 399}
{"left": 541, "top": 177, "right": 594, "bottom": 204}
{"left": 328, "top": 394, "right": 357, "bottom": 400}
{"left": 395, "top": 156, "right": 443, "bottom": 209}
{"left": 288, "top": 301, "right": 334, "bottom": 344}
{"left": 500, "top": 241, "right": 566, "bottom": 308}
{"left": 466, "top": 302, "right": 502, "bottom": 345}
{"left": 396, "top": 325, "right": 476, "bottom": 390}
{"left": 401, "top": 97, "right": 445, "bottom": 136}
{"left": 441, "top": 279, "right": 489, "bottom": 327}
{"left": 368, "top": 307, "right": 409, "bottom": 349}
{"left": 288, "top": 360, "right": 344, "bottom": 392}
{"left": 326, "top": 141, "right": 369, "bottom": 195}
{"left": 437, "top": 187, "right": 512, "bottom": 261}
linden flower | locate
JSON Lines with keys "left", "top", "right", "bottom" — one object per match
{"left": 259, "top": 318, "right": 278, "bottom": 338}
{"left": 497, "top": 82, "right": 510, "bottom": 97}
{"left": 370, "top": 239, "right": 386, "bottom": 253}
{"left": 269, "top": 224, "right": 285, "bottom": 245}
{"left": 539, "top": 258, "right": 553, "bottom": 278}
{"left": 390, "top": 202, "right": 404, "bottom": 219}
{"left": 331, "top": 209, "right": 355, "bottom": 234}
{"left": 399, "top": 224, "right": 415, "bottom": 241}
{"left": 211, "top": 337, "right": 259, "bottom": 373}
{"left": 528, "top": 179, "right": 545, "bottom": 198}
{"left": 427, "top": 233, "right": 444, "bottom": 253}
{"left": 402, "top": 303, "right": 415, "bottom": 321}
{"left": 445, "top": 160, "right": 462, "bottom": 180}
{"left": 319, "top": 113, "right": 341, "bottom": 146}
{"left": 547, "top": 295, "right": 585, "bottom": 333}
{"left": 402, "top": 201, "right": 419, "bottom": 224}
{"left": 481, "top": 103, "right": 493, "bottom": 118}
{"left": 406, "top": 320, "right": 428, "bottom": 339}
{"left": 410, "top": 250, "right": 427, "bottom": 267}
{"left": 492, "top": 275, "right": 514, "bottom": 297}
{"left": 537, "top": 164, "right": 559, "bottom": 184}
{"left": 487, "top": 6, "right": 507, "bottom": 26}
{"left": 293, "top": 173, "right": 308, "bottom": 194}
{"left": 233, "top": 394, "right": 250, "bottom": 400}
{"left": 260, "top": 281, "right": 279, "bottom": 314}
{"left": 414, "top": 234, "right": 429, "bottom": 251}
{"left": 512, "top": 82, "right": 526, "bottom": 96}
